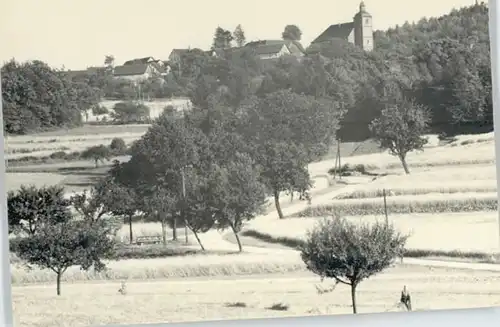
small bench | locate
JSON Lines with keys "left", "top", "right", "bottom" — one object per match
{"left": 135, "top": 235, "right": 162, "bottom": 246}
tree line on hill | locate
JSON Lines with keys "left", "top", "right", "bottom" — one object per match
{"left": 1, "top": 3, "right": 492, "bottom": 138}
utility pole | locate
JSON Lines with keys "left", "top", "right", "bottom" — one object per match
{"left": 181, "top": 167, "right": 188, "bottom": 244}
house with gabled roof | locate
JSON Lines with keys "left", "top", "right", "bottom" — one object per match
{"left": 113, "top": 56, "right": 168, "bottom": 82}
{"left": 311, "top": 2, "right": 374, "bottom": 51}
{"left": 245, "top": 39, "right": 305, "bottom": 60}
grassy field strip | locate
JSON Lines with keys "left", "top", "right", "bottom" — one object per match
{"left": 313, "top": 141, "right": 495, "bottom": 171}
{"left": 6, "top": 134, "right": 141, "bottom": 149}
{"left": 335, "top": 179, "right": 497, "bottom": 199}
{"left": 248, "top": 211, "right": 500, "bottom": 254}
{"left": 5, "top": 132, "right": 145, "bottom": 145}
{"left": 12, "top": 266, "right": 500, "bottom": 327}
{"left": 6, "top": 173, "right": 68, "bottom": 192}
{"left": 377, "top": 164, "right": 497, "bottom": 182}
{"left": 449, "top": 132, "right": 494, "bottom": 144}
{"left": 298, "top": 192, "right": 498, "bottom": 217}
{"left": 6, "top": 136, "right": 142, "bottom": 159}
{"left": 10, "top": 251, "right": 304, "bottom": 285}
{"left": 6, "top": 124, "right": 151, "bottom": 140}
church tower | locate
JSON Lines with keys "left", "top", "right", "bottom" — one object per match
{"left": 353, "top": 1, "right": 374, "bottom": 51}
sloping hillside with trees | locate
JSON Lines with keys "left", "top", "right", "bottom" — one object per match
{"left": 1, "top": 3, "right": 491, "bottom": 138}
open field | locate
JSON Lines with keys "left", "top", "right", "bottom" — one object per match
{"left": 247, "top": 212, "right": 500, "bottom": 253}
{"left": 5, "top": 98, "right": 192, "bottom": 160}
{"left": 5, "top": 124, "right": 150, "bottom": 160}
{"left": 10, "top": 250, "right": 303, "bottom": 285}
{"left": 334, "top": 165, "right": 498, "bottom": 200}
{"left": 297, "top": 192, "right": 498, "bottom": 216}
{"left": 12, "top": 265, "right": 500, "bottom": 327}
{"left": 309, "top": 132, "right": 496, "bottom": 173}
{"left": 334, "top": 180, "right": 497, "bottom": 199}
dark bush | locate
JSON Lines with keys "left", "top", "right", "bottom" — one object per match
{"left": 49, "top": 151, "right": 68, "bottom": 160}
{"left": 110, "top": 137, "right": 127, "bottom": 154}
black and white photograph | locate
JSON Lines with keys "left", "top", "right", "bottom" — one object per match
{"left": 1, "top": 0, "right": 499, "bottom": 326}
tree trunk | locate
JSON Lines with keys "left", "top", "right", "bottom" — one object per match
{"left": 350, "top": 283, "right": 357, "bottom": 314}
{"left": 399, "top": 154, "right": 410, "bottom": 175}
{"left": 230, "top": 224, "right": 243, "bottom": 252}
{"left": 191, "top": 228, "right": 205, "bottom": 251}
{"left": 128, "top": 214, "right": 133, "bottom": 244}
{"left": 172, "top": 216, "right": 178, "bottom": 241}
{"left": 56, "top": 271, "right": 62, "bottom": 296}
{"left": 161, "top": 220, "right": 167, "bottom": 246}
{"left": 290, "top": 192, "right": 294, "bottom": 203}
{"left": 94, "top": 158, "right": 99, "bottom": 168}
{"left": 274, "top": 190, "right": 284, "bottom": 219}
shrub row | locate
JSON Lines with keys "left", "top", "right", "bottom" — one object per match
{"left": 9, "top": 239, "right": 229, "bottom": 264}
{"left": 296, "top": 197, "right": 497, "bottom": 217}
{"left": 111, "top": 244, "right": 231, "bottom": 260}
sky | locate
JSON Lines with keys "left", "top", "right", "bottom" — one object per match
{"left": 0, "top": 0, "right": 482, "bottom": 70}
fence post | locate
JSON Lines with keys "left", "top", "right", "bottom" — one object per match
{"left": 383, "top": 188, "right": 388, "bottom": 225}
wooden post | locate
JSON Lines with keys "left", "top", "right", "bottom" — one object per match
{"left": 333, "top": 150, "right": 338, "bottom": 180}
{"left": 383, "top": 188, "right": 388, "bottom": 225}
{"left": 337, "top": 141, "right": 342, "bottom": 180}
{"left": 181, "top": 167, "right": 188, "bottom": 245}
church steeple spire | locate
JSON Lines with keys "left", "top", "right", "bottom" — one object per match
{"left": 359, "top": 1, "right": 366, "bottom": 12}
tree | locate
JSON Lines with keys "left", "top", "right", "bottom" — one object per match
{"left": 106, "top": 182, "right": 139, "bottom": 244}
{"left": 80, "top": 145, "right": 111, "bottom": 167}
{"left": 257, "top": 141, "right": 310, "bottom": 219}
{"left": 142, "top": 186, "right": 178, "bottom": 246}
{"left": 369, "top": 98, "right": 431, "bottom": 174}
{"left": 70, "top": 177, "right": 118, "bottom": 227}
{"left": 120, "top": 112, "right": 210, "bottom": 241}
{"left": 104, "top": 55, "right": 115, "bottom": 71}
{"left": 233, "top": 24, "right": 246, "bottom": 47}
{"left": 91, "top": 104, "right": 108, "bottom": 116}
{"left": 282, "top": 25, "right": 302, "bottom": 41}
{"left": 208, "top": 154, "right": 267, "bottom": 252}
{"left": 111, "top": 101, "right": 150, "bottom": 123}
{"left": 212, "top": 27, "right": 233, "bottom": 49}
{"left": 181, "top": 169, "right": 217, "bottom": 250}
{"left": 7, "top": 185, "right": 72, "bottom": 236}
{"left": 2, "top": 59, "right": 96, "bottom": 134}
{"left": 15, "top": 219, "right": 115, "bottom": 295}
{"left": 300, "top": 217, "right": 408, "bottom": 314}
{"left": 242, "top": 90, "right": 340, "bottom": 218}
{"left": 109, "top": 137, "right": 127, "bottom": 155}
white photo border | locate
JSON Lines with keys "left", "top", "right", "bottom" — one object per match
{"left": 1, "top": 1, "right": 500, "bottom": 327}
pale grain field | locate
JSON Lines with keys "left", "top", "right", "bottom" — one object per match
{"left": 309, "top": 135, "right": 495, "bottom": 173}
{"left": 247, "top": 212, "right": 500, "bottom": 253}
{"left": 334, "top": 179, "right": 497, "bottom": 199}
{"left": 10, "top": 250, "right": 303, "bottom": 285}
{"left": 12, "top": 265, "right": 500, "bottom": 327}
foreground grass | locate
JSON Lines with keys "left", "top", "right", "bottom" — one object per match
{"left": 296, "top": 194, "right": 497, "bottom": 217}
{"left": 241, "top": 230, "right": 500, "bottom": 264}
{"left": 15, "top": 265, "right": 499, "bottom": 327}
{"left": 10, "top": 251, "right": 305, "bottom": 285}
